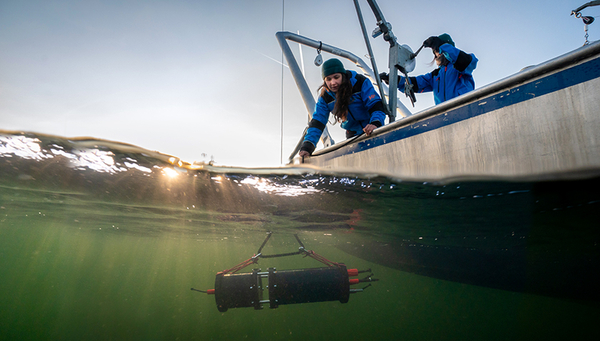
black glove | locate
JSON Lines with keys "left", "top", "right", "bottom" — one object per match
{"left": 423, "top": 36, "right": 444, "bottom": 52}
{"left": 300, "top": 141, "right": 315, "bottom": 155}
{"left": 379, "top": 72, "right": 402, "bottom": 86}
{"left": 379, "top": 72, "right": 389, "bottom": 84}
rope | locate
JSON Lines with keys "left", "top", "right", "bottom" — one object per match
{"left": 217, "top": 233, "right": 343, "bottom": 274}
{"left": 303, "top": 250, "right": 342, "bottom": 267}
{"left": 217, "top": 257, "right": 258, "bottom": 275}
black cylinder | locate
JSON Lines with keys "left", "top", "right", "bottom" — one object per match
{"left": 268, "top": 266, "right": 349, "bottom": 308}
{"left": 214, "top": 269, "right": 262, "bottom": 312}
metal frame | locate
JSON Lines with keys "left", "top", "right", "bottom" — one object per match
{"left": 276, "top": 31, "right": 412, "bottom": 162}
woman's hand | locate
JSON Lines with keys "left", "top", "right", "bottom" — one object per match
{"left": 423, "top": 36, "right": 444, "bottom": 53}
{"left": 379, "top": 72, "right": 390, "bottom": 85}
{"left": 299, "top": 150, "right": 310, "bottom": 158}
{"left": 363, "top": 124, "right": 377, "bottom": 136}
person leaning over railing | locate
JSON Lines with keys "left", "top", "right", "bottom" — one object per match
{"left": 298, "top": 58, "right": 387, "bottom": 157}
{"left": 381, "top": 33, "right": 478, "bottom": 105}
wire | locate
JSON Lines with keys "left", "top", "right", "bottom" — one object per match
{"left": 280, "top": 0, "right": 285, "bottom": 164}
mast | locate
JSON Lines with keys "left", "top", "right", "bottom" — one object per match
{"left": 360, "top": 0, "right": 417, "bottom": 115}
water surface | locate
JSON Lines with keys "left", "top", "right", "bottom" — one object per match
{"left": 1, "top": 131, "right": 598, "bottom": 340}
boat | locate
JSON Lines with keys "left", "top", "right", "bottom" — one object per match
{"left": 279, "top": 0, "right": 600, "bottom": 182}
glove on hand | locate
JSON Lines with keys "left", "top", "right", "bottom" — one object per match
{"left": 423, "top": 36, "right": 444, "bottom": 52}
{"left": 379, "top": 72, "right": 389, "bottom": 84}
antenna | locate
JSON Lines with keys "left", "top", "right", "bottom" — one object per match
{"left": 280, "top": 0, "right": 285, "bottom": 164}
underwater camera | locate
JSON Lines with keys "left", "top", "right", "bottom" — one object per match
{"left": 192, "top": 232, "right": 378, "bottom": 312}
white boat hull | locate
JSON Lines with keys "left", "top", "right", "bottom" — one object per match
{"left": 298, "top": 42, "right": 600, "bottom": 181}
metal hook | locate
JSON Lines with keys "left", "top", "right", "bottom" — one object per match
{"left": 314, "top": 42, "right": 323, "bottom": 67}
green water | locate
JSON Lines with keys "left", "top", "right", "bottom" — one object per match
{"left": 1, "top": 132, "right": 599, "bottom": 340}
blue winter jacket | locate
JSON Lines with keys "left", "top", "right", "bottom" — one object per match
{"left": 399, "top": 44, "right": 478, "bottom": 105}
{"left": 301, "top": 70, "right": 386, "bottom": 154}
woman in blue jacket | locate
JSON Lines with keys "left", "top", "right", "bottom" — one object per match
{"left": 299, "top": 58, "right": 387, "bottom": 157}
{"left": 381, "top": 33, "right": 478, "bottom": 105}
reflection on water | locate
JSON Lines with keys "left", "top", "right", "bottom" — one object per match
{"left": 1, "top": 130, "right": 599, "bottom": 340}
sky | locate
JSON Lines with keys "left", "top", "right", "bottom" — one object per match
{"left": 1, "top": 0, "right": 598, "bottom": 167}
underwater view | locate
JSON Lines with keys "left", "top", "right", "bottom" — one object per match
{"left": 1, "top": 130, "right": 599, "bottom": 340}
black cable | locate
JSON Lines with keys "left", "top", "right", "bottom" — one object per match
{"left": 256, "top": 232, "right": 273, "bottom": 254}
{"left": 294, "top": 234, "right": 305, "bottom": 248}
{"left": 359, "top": 273, "right": 379, "bottom": 282}
{"left": 260, "top": 251, "right": 304, "bottom": 258}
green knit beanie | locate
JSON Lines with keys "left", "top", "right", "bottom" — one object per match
{"left": 438, "top": 33, "right": 455, "bottom": 47}
{"left": 321, "top": 58, "right": 346, "bottom": 79}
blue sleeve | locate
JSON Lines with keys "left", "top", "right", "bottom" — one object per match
{"left": 360, "top": 77, "right": 386, "bottom": 125}
{"left": 439, "top": 44, "right": 478, "bottom": 74}
{"left": 398, "top": 73, "right": 434, "bottom": 93}
{"left": 303, "top": 96, "right": 330, "bottom": 148}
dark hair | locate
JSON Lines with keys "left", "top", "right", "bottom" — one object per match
{"left": 428, "top": 53, "right": 449, "bottom": 67}
{"left": 319, "top": 72, "right": 352, "bottom": 123}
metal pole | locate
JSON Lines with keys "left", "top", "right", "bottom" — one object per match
{"left": 364, "top": 0, "right": 400, "bottom": 118}
{"left": 388, "top": 46, "right": 399, "bottom": 120}
{"left": 353, "top": 0, "right": 394, "bottom": 122}
{"left": 276, "top": 32, "right": 335, "bottom": 161}
{"left": 366, "top": 0, "right": 386, "bottom": 25}
{"left": 573, "top": 0, "right": 600, "bottom": 14}
{"left": 366, "top": 0, "right": 396, "bottom": 46}
{"left": 276, "top": 32, "right": 318, "bottom": 116}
